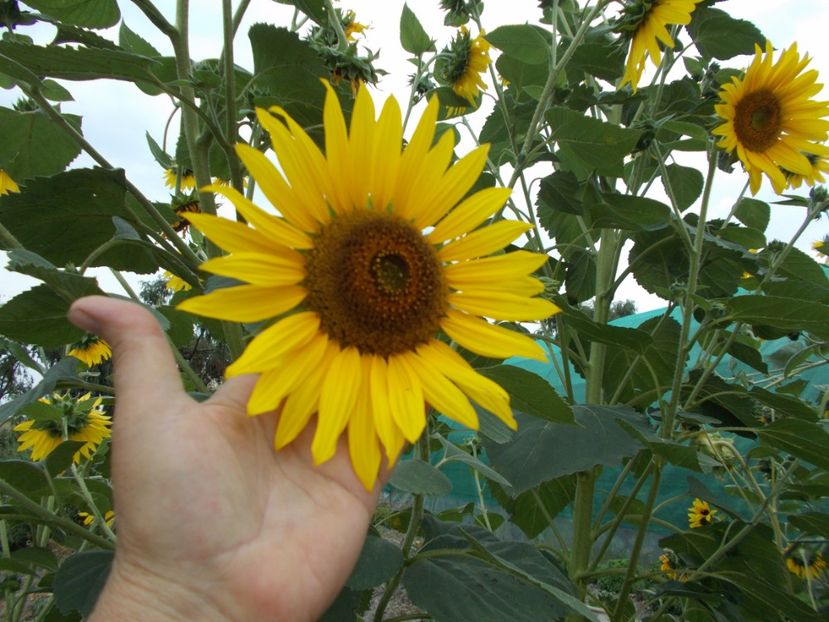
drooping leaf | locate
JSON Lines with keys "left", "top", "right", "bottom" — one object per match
{"left": 478, "top": 365, "right": 574, "bottom": 425}
{"left": 491, "top": 476, "right": 577, "bottom": 538}
{"left": 0, "top": 284, "right": 90, "bottom": 347}
{"left": 346, "top": 535, "right": 404, "bottom": 591}
{"left": 54, "top": 551, "right": 113, "bottom": 617}
{"left": 486, "top": 25, "right": 550, "bottom": 64}
{"left": 758, "top": 419, "right": 829, "bottom": 470}
{"left": 537, "top": 171, "right": 582, "bottom": 215}
{"left": 0, "top": 357, "right": 81, "bottom": 423}
{"left": 0, "top": 108, "right": 81, "bottom": 182}
{"left": 687, "top": 7, "right": 765, "bottom": 61}
{"left": 547, "top": 107, "right": 642, "bottom": 178}
{"left": 0, "top": 460, "right": 49, "bottom": 501}
{"left": 588, "top": 193, "right": 671, "bottom": 231}
{"left": 5, "top": 249, "right": 104, "bottom": 302}
{"left": 485, "top": 407, "right": 645, "bottom": 494}
{"left": 734, "top": 198, "right": 770, "bottom": 232}
{"left": 389, "top": 459, "right": 452, "bottom": 495}
{"left": 23, "top": 0, "right": 120, "bottom": 29}
{"left": 726, "top": 296, "right": 829, "bottom": 340}
{"left": 661, "top": 163, "right": 703, "bottom": 210}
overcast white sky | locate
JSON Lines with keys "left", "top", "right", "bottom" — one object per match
{"left": 1, "top": 0, "right": 827, "bottom": 310}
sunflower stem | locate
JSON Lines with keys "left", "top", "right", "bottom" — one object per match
{"left": 323, "top": 0, "right": 349, "bottom": 52}
{"left": 220, "top": 0, "right": 244, "bottom": 193}
{"left": 0, "top": 478, "right": 114, "bottom": 550}
{"left": 0, "top": 220, "right": 23, "bottom": 250}
{"left": 70, "top": 463, "right": 117, "bottom": 543}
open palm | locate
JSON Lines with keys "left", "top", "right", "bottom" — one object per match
{"left": 72, "top": 297, "right": 379, "bottom": 622}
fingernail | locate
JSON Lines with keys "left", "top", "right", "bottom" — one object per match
{"left": 67, "top": 300, "right": 100, "bottom": 334}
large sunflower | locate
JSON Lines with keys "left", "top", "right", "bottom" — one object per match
{"left": 714, "top": 41, "right": 829, "bottom": 195}
{"left": 179, "top": 84, "right": 557, "bottom": 489}
{"left": 618, "top": 0, "right": 702, "bottom": 92}
{"left": 15, "top": 393, "right": 112, "bottom": 463}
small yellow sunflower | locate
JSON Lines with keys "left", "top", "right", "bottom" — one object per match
{"left": 786, "top": 551, "right": 827, "bottom": 580}
{"left": 786, "top": 153, "right": 829, "bottom": 189}
{"left": 79, "top": 510, "right": 115, "bottom": 528}
{"left": 68, "top": 336, "right": 112, "bottom": 366}
{"left": 659, "top": 553, "right": 688, "bottom": 582}
{"left": 164, "top": 270, "right": 192, "bottom": 292}
{"left": 687, "top": 498, "right": 716, "bottom": 528}
{"left": 713, "top": 41, "right": 829, "bottom": 195}
{"left": 164, "top": 167, "right": 196, "bottom": 191}
{"left": 344, "top": 10, "right": 367, "bottom": 41}
{"left": 15, "top": 393, "right": 112, "bottom": 463}
{"left": 179, "top": 84, "right": 557, "bottom": 490}
{"left": 0, "top": 169, "right": 20, "bottom": 195}
{"left": 618, "top": 0, "right": 703, "bottom": 92}
{"left": 439, "top": 27, "right": 491, "bottom": 104}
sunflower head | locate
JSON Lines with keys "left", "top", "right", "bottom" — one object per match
{"left": 343, "top": 10, "right": 368, "bottom": 41}
{"left": 14, "top": 392, "right": 112, "bottom": 463}
{"left": 68, "top": 336, "right": 112, "bottom": 367}
{"left": 163, "top": 270, "right": 192, "bottom": 292}
{"left": 784, "top": 153, "right": 829, "bottom": 189}
{"left": 435, "top": 27, "right": 491, "bottom": 104}
{"left": 164, "top": 167, "right": 196, "bottom": 191}
{"left": 171, "top": 193, "right": 202, "bottom": 233}
{"left": 617, "top": 0, "right": 703, "bottom": 92}
{"left": 687, "top": 497, "right": 716, "bottom": 528}
{"left": 79, "top": 510, "right": 115, "bottom": 528}
{"left": 658, "top": 551, "right": 688, "bottom": 581}
{"left": 786, "top": 549, "right": 827, "bottom": 580}
{"left": 178, "top": 83, "right": 558, "bottom": 490}
{"left": 713, "top": 41, "right": 829, "bottom": 195}
{"left": 0, "top": 169, "right": 21, "bottom": 196}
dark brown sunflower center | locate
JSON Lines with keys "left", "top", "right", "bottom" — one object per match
{"left": 734, "top": 90, "right": 782, "bottom": 152}
{"left": 304, "top": 211, "right": 447, "bottom": 357}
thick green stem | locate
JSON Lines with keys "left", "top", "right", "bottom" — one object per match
{"left": 221, "top": 0, "right": 244, "bottom": 192}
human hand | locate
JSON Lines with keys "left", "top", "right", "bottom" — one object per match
{"left": 69, "top": 296, "right": 380, "bottom": 622}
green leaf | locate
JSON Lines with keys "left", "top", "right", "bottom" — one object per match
{"left": 537, "top": 171, "right": 582, "bottom": 215}
{"left": 478, "top": 365, "right": 574, "bottom": 424}
{"left": 546, "top": 107, "right": 642, "bottom": 178}
{"left": 0, "top": 337, "right": 43, "bottom": 372}
{"left": 0, "top": 40, "right": 160, "bottom": 82}
{"left": 565, "top": 33, "right": 625, "bottom": 82}
{"left": 788, "top": 512, "right": 829, "bottom": 538}
{"left": 496, "top": 55, "right": 548, "bottom": 96}
{"left": 629, "top": 226, "right": 688, "bottom": 297}
{"left": 661, "top": 163, "right": 703, "bottom": 210}
{"left": 23, "top": 0, "right": 120, "bottom": 29}
{"left": 144, "top": 132, "right": 172, "bottom": 169}
{"left": 0, "top": 168, "right": 129, "bottom": 265}
{"left": 40, "top": 79, "right": 74, "bottom": 102}
{"left": 687, "top": 7, "right": 765, "bottom": 61}
{"left": 45, "top": 441, "right": 86, "bottom": 477}
{"left": 54, "top": 551, "right": 113, "bottom": 617}
{"left": 274, "top": 0, "right": 326, "bottom": 24}
{"left": 726, "top": 296, "right": 829, "bottom": 340}
{"left": 564, "top": 248, "right": 596, "bottom": 303}
{"left": 249, "top": 25, "right": 327, "bottom": 128}
{"left": 400, "top": 3, "right": 434, "bottom": 55}
{"left": 734, "top": 198, "right": 770, "bottom": 232}
{"left": 118, "top": 22, "right": 160, "bottom": 57}
{"left": 0, "top": 284, "right": 87, "bottom": 347}
{"left": 0, "top": 108, "right": 82, "bottom": 182}
{"left": 556, "top": 305, "right": 652, "bottom": 355}
{"left": 346, "top": 535, "right": 404, "bottom": 591}
{"left": 20, "top": 401, "right": 63, "bottom": 423}
{"left": 485, "top": 407, "right": 645, "bottom": 494}
{"left": 758, "top": 419, "right": 829, "bottom": 470}
{"left": 486, "top": 25, "right": 550, "bottom": 64}
{"left": 0, "top": 357, "right": 80, "bottom": 423}
{"left": 0, "top": 547, "right": 58, "bottom": 575}
{"left": 717, "top": 224, "right": 766, "bottom": 250}
{"left": 436, "top": 435, "right": 511, "bottom": 488}
{"left": 6, "top": 249, "right": 104, "bottom": 302}
{"left": 589, "top": 193, "right": 671, "bottom": 231}
{"left": 0, "top": 460, "right": 49, "bottom": 501}
{"left": 491, "top": 476, "right": 576, "bottom": 538}
{"left": 389, "top": 459, "right": 452, "bottom": 495}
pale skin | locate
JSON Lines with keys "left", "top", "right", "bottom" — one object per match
{"left": 69, "top": 296, "right": 381, "bottom": 622}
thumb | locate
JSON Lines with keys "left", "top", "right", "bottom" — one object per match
{"left": 68, "top": 296, "right": 190, "bottom": 416}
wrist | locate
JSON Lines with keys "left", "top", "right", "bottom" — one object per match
{"left": 89, "top": 556, "right": 229, "bottom": 622}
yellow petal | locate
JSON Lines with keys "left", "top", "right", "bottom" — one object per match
{"left": 450, "top": 275, "right": 545, "bottom": 297}
{"left": 348, "top": 357, "right": 382, "bottom": 490}
{"left": 322, "top": 81, "right": 352, "bottom": 213}
{"left": 413, "top": 144, "right": 491, "bottom": 228}
{"left": 386, "top": 355, "right": 425, "bottom": 443}
{"left": 204, "top": 183, "right": 314, "bottom": 249}
{"left": 349, "top": 85, "right": 376, "bottom": 210}
{"left": 247, "top": 333, "right": 329, "bottom": 415}
{"left": 184, "top": 212, "right": 276, "bottom": 255}
{"left": 370, "top": 355, "right": 406, "bottom": 463}
{"left": 439, "top": 220, "right": 532, "bottom": 261}
{"left": 441, "top": 309, "right": 547, "bottom": 361}
{"left": 226, "top": 312, "right": 320, "bottom": 376}
{"left": 177, "top": 284, "right": 306, "bottom": 322}
{"left": 393, "top": 129, "right": 455, "bottom": 220}
{"left": 444, "top": 250, "right": 547, "bottom": 283}
{"left": 233, "top": 144, "right": 319, "bottom": 232}
{"left": 370, "top": 96, "right": 403, "bottom": 212}
{"left": 450, "top": 292, "right": 559, "bottom": 321}
{"left": 199, "top": 252, "right": 305, "bottom": 286}
{"left": 313, "top": 347, "right": 363, "bottom": 465}
{"left": 275, "top": 342, "right": 339, "bottom": 449}
{"left": 428, "top": 187, "right": 513, "bottom": 244}
{"left": 406, "top": 352, "right": 479, "bottom": 430}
